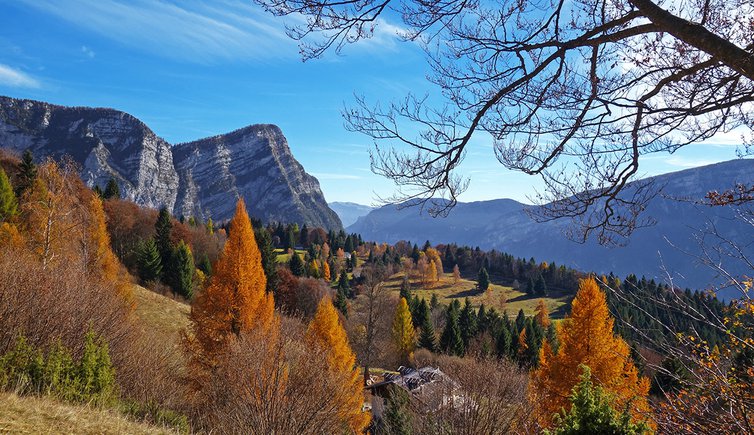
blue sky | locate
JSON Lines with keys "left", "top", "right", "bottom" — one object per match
{"left": 0, "top": 0, "right": 743, "bottom": 205}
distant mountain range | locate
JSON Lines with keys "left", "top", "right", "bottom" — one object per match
{"left": 0, "top": 96, "right": 342, "bottom": 229}
{"left": 349, "top": 159, "right": 754, "bottom": 298}
{"left": 328, "top": 202, "right": 375, "bottom": 227}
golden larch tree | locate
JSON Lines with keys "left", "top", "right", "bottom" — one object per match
{"left": 322, "top": 259, "right": 331, "bottom": 281}
{"left": 80, "top": 194, "right": 120, "bottom": 283}
{"left": 189, "top": 199, "right": 274, "bottom": 362}
{"left": 427, "top": 260, "right": 438, "bottom": 289}
{"left": 534, "top": 299, "right": 551, "bottom": 329}
{"left": 306, "top": 297, "right": 369, "bottom": 433}
{"left": 531, "top": 277, "right": 652, "bottom": 428}
{"left": 392, "top": 297, "right": 416, "bottom": 364}
{"left": 425, "top": 247, "right": 443, "bottom": 274}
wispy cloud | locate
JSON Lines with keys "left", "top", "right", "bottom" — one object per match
{"left": 18, "top": 0, "right": 296, "bottom": 63}
{"left": 311, "top": 172, "right": 362, "bottom": 180}
{"left": 81, "top": 45, "right": 95, "bottom": 58}
{"left": 664, "top": 156, "right": 719, "bottom": 168}
{"left": 0, "top": 64, "right": 40, "bottom": 88}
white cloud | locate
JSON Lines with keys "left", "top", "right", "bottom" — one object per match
{"left": 0, "top": 64, "right": 40, "bottom": 88}
{"left": 311, "top": 172, "right": 362, "bottom": 180}
{"left": 18, "top": 0, "right": 297, "bottom": 63}
{"left": 81, "top": 45, "right": 95, "bottom": 58}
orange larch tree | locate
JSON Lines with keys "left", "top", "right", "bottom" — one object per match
{"left": 534, "top": 299, "right": 551, "bottom": 329}
{"left": 188, "top": 199, "right": 275, "bottom": 364}
{"left": 306, "top": 297, "right": 369, "bottom": 433}
{"left": 531, "top": 277, "right": 652, "bottom": 428}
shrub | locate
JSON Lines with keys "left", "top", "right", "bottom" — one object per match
{"left": 0, "top": 329, "right": 116, "bottom": 407}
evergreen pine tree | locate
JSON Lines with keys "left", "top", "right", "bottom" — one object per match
{"left": 478, "top": 267, "right": 490, "bottom": 292}
{"left": 299, "top": 223, "right": 309, "bottom": 247}
{"left": 0, "top": 168, "right": 18, "bottom": 222}
{"left": 399, "top": 274, "right": 412, "bottom": 302}
{"left": 93, "top": 185, "right": 104, "bottom": 199}
{"left": 255, "top": 228, "right": 278, "bottom": 294}
{"left": 535, "top": 274, "right": 548, "bottom": 296}
{"left": 337, "top": 270, "right": 350, "bottom": 296}
{"left": 289, "top": 252, "right": 306, "bottom": 277}
{"left": 137, "top": 238, "right": 162, "bottom": 282}
{"left": 477, "top": 304, "right": 488, "bottom": 333}
{"left": 155, "top": 207, "right": 173, "bottom": 277}
{"left": 384, "top": 388, "right": 413, "bottom": 435}
{"left": 527, "top": 277, "right": 536, "bottom": 295}
{"left": 459, "top": 298, "right": 478, "bottom": 348}
{"left": 440, "top": 304, "right": 464, "bottom": 356}
{"left": 197, "top": 253, "right": 212, "bottom": 276}
{"left": 496, "top": 326, "right": 512, "bottom": 359}
{"left": 15, "top": 149, "right": 36, "bottom": 198}
{"left": 430, "top": 293, "right": 439, "bottom": 311}
{"left": 103, "top": 177, "right": 120, "bottom": 199}
{"left": 515, "top": 309, "right": 527, "bottom": 332}
{"left": 168, "top": 240, "right": 195, "bottom": 299}
{"left": 334, "top": 286, "right": 349, "bottom": 317}
{"left": 418, "top": 299, "right": 436, "bottom": 352}
{"left": 410, "top": 244, "right": 420, "bottom": 263}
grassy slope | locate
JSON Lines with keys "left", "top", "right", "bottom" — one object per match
{"left": 0, "top": 392, "right": 179, "bottom": 435}
{"left": 132, "top": 284, "right": 191, "bottom": 339}
{"left": 0, "top": 287, "right": 190, "bottom": 434}
{"left": 383, "top": 272, "right": 573, "bottom": 318}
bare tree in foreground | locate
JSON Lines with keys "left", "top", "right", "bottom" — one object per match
{"left": 256, "top": 0, "right": 753, "bottom": 244}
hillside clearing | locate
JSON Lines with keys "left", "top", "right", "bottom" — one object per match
{"left": 132, "top": 285, "right": 191, "bottom": 340}
{"left": 383, "top": 272, "right": 572, "bottom": 318}
{"left": 0, "top": 392, "right": 179, "bottom": 435}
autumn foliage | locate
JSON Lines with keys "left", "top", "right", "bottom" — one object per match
{"left": 531, "top": 277, "right": 652, "bottom": 428}
{"left": 306, "top": 297, "right": 369, "bottom": 433}
{"left": 188, "top": 199, "right": 275, "bottom": 364}
{"left": 392, "top": 297, "right": 416, "bottom": 364}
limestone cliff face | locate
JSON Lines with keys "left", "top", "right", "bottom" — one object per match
{"left": 173, "top": 124, "right": 342, "bottom": 228}
{"left": 0, "top": 96, "right": 342, "bottom": 229}
{"left": 0, "top": 97, "right": 179, "bottom": 210}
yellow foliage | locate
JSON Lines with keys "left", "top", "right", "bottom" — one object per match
{"left": 392, "top": 297, "right": 416, "bottom": 363}
{"left": 0, "top": 222, "right": 24, "bottom": 249}
{"left": 189, "top": 199, "right": 275, "bottom": 361}
{"left": 534, "top": 299, "right": 551, "bottom": 328}
{"left": 82, "top": 194, "right": 120, "bottom": 283}
{"left": 306, "top": 297, "right": 369, "bottom": 433}
{"left": 323, "top": 260, "right": 331, "bottom": 281}
{"left": 427, "top": 260, "right": 438, "bottom": 288}
{"left": 531, "top": 277, "right": 652, "bottom": 428}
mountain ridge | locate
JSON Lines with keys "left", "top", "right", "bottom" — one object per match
{"left": 0, "top": 96, "right": 342, "bottom": 229}
{"left": 349, "top": 159, "right": 754, "bottom": 297}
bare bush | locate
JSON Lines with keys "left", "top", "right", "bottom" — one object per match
{"left": 411, "top": 355, "right": 531, "bottom": 435}
{"left": 195, "top": 319, "right": 365, "bottom": 434}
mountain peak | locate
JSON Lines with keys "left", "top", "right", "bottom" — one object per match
{"left": 0, "top": 96, "right": 342, "bottom": 229}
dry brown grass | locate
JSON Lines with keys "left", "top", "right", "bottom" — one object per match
{"left": 132, "top": 285, "right": 191, "bottom": 341}
{"left": 0, "top": 392, "right": 179, "bottom": 434}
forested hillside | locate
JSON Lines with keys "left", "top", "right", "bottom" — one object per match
{"left": 0, "top": 149, "right": 751, "bottom": 433}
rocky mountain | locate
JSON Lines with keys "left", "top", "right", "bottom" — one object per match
{"left": 328, "top": 202, "right": 375, "bottom": 227}
{"left": 0, "top": 96, "right": 342, "bottom": 229}
{"left": 350, "top": 159, "right": 754, "bottom": 298}
{"left": 0, "top": 97, "right": 179, "bottom": 210}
